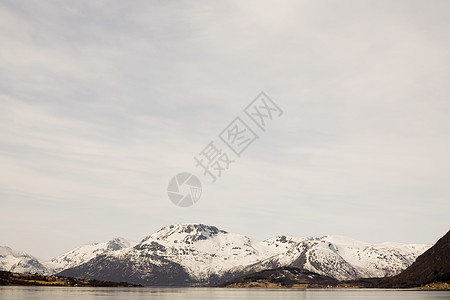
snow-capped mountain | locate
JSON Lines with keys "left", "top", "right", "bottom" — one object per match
{"left": 0, "top": 246, "right": 48, "bottom": 274}
{"left": 137, "top": 224, "right": 277, "bottom": 282}
{"left": 59, "top": 224, "right": 277, "bottom": 285}
{"left": 45, "top": 237, "right": 136, "bottom": 274}
{"left": 57, "top": 224, "right": 430, "bottom": 286}
{"left": 246, "top": 235, "right": 429, "bottom": 281}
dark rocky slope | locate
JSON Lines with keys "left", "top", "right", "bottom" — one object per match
{"left": 381, "top": 229, "right": 449, "bottom": 288}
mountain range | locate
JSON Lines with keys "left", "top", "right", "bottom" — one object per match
{"left": 222, "top": 230, "right": 450, "bottom": 289}
{"left": 1, "top": 223, "right": 430, "bottom": 286}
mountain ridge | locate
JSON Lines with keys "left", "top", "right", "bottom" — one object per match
{"left": 1, "top": 223, "right": 432, "bottom": 286}
{"left": 45, "top": 237, "right": 136, "bottom": 274}
{"left": 56, "top": 223, "right": 429, "bottom": 286}
{"left": 0, "top": 246, "right": 49, "bottom": 274}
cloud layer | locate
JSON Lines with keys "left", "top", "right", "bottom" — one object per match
{"left": 1, "top": 0, "right": 449, "bottom": 259}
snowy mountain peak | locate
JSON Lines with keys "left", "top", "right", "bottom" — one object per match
{"left": 263, "top": 235, "right": 307, "bottom": 253}
{"left": 257, "top": 235, "right": 431, "bottom": 281}
{"left": 0, "top": 245, "right": 48, "bottom": 274}
{"left": 106, "top": 237, "right": 134, "bottom": 251}
{"left": 142, "top": 223, "right": 227, "bottom": 245}
{"left": 46, "top": 237, "right": 136, "bottom": 274}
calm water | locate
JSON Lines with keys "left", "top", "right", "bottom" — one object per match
{"left": 0, "top": 287, "right": 449, "bottom": 300}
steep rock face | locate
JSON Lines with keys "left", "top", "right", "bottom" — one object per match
{"left": 385, "top": 230, "right": 450, "bottom": 287}
{"left": 0, "top": 246, "right": 48, "bottom": 274}
{"left": 57, "top": 224, "right": 429, "bottom": 286}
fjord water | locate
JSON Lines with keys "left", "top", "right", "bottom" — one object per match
{"left": 1, "top": 287, "right": 449, "bottom": 300}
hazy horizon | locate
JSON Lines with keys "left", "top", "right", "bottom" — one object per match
{"left": 1, "top": 0, "right": 450, "bottom": 261}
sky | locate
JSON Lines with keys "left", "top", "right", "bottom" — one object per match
{"left": 0, "top": 0, "right": 449, "bottom": 261}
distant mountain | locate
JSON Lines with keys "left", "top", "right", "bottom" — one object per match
{"left": 58, "top": 223, "right": 429, "bottom": 286}
{"left": 382, "top": 230, "right": 450, "bottom": 287}
{"left": 0, "top": 246, "right": 48, "bottom": 274}
{"left": 0, "top": 238, "right": 136, "bottom": 276}
{"left": 58, "top": 224, "right": 275, "bottom": 286}
{"left": 219, "top": 267, "right": 338, "bottom": 288}
{"left": 45, "top": 238, "right": 136, "bottom": 274}
{"left": 244, "top": 235, "right": 429, "bottom": 281}
{"left": 1, "top": 224, "right": 432, "bottom": 285}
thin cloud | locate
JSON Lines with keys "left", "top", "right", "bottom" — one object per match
{"left": 0, "top": 0, "right": 449, "bottom": 260}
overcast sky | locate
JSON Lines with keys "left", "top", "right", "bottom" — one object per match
{"left": 1, "top": 0, "right": 449, "bottom": 260}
